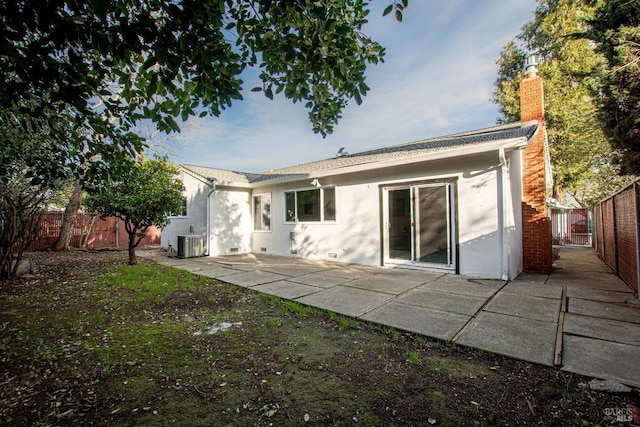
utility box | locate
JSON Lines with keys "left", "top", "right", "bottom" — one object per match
{"left": 177, "top": 235, "right": 204, "bottom": 258}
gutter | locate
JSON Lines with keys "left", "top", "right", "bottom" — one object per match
{"left": 180, "top": 165, "right": 255, "bottom": 189}
{"left": 250, "top": 136, "right": 531, "bottom": 189}
{"left": 499, "top": 148, "right": 508, "bottom": 167}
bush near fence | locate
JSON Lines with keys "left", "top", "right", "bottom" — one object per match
{"left": 593, "top": 180, "right": 640, "bottom": 296}
{"left": 29, "top": 212, "right": 161, "bottom": 252}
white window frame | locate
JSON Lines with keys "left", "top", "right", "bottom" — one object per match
{"left": 253, "top": 193, "right": 272, "bottom": 232}
{"left": 284, "top": 187, "right": 336, "bottom": 223}
{"left": 168, "top": 196, "right": 188, "bottom": 218}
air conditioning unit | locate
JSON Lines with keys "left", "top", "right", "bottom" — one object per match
{"left": 177, "top": 235, "right": 204, "bottom": 258}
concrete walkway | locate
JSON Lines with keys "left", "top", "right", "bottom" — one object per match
{"left": 139, "top": 246, "right": 640, "bottom": 388}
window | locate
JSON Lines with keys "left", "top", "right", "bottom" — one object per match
{"left": 323, "top": 187, "right": 335, "bottom": 221}
{"left": 285, "top": 192, "right": 296, "bottom": 222}
{"left": 285, "top": 188, "right": 336, "bottom": 222}
{"left": 297, "top": 189, "right": 320, "bottom": 221}
{"left": 253, "top": 193, "right": 271, "bottom": 231}
{"left": 169, "top": 197, "right": 187, "bottom": 217}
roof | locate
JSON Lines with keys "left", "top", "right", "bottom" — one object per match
{"left": 181, "top": 121, "right": 538, "bottom": 186}
{"left": 180, "top": 164, "right": 265, "bottom": 185}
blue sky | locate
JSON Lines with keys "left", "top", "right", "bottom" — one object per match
{"left": 166, "top": 1, "right": 537, "bottom": 173}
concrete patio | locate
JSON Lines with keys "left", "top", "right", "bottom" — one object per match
{"left": 139, "top": 246, "right": 640, "bottom": 388}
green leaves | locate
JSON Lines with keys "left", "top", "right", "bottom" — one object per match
{"left": 383, "top": 0, "right": 408, "bottom": 22}
{"left": 492, "top": 0, "right": 619, "bottom": 202}
{"left": 85, "top": 156, "right": 185, "bottom": 257}
{"left": 587, "top": 0, "right": 640, "bottom": 175}
{"left": 234, "top": 0, "right": 389, "bottom": 135}
{"left": 1, "top": 0, "right": 401, "bottom": 189}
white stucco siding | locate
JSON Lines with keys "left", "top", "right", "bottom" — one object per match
{"left": 453, "top": 150, "right": 523, "bottom": 279}
{"left": 250, "top": 152, "right": 521, "bottom": 278}
{"left": 507, "top": 149, "right": 523, "bottom": 277}
{"left": 251, "top": 181, "right": 382, "bottom": 265}
{"left": 169, "top": 146, "right": 525, "bottom": 279}
{"left": 456, "top": 163, "right": 504, "bottom": 279}
{"left": 161, "top": 170, "right": 209, "bottom": 252}
{"left": 209, "top": 188, "right": 252, "bottom": 256}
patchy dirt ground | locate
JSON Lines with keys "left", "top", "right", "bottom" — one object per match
{"left": 0, "top": 250, "right": 638, "bottom": 426}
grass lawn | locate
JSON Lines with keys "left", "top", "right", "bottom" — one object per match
{"left": 0, "top": 250, "right": 634, "bottom": 426}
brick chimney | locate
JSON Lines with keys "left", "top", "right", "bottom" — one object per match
{"left": 520, "top": 55, "right": 552, "bottom": 273}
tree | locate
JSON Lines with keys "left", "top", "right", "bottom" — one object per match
{"left": 85, "top": 157, "right": 185, "bottom": 266}
{"left": 0, "top": 176, "right": 49, "bottom": 280}
{"left": 1, "top": 0, "right": 390, "bottom": 187}
{"left": 587, "top": 0, "right": 640, "bottom": 175}
{"left": 1, "top": 1, "right": 405, "bottom": 272}
{"left": 493, "top": 0, "right": 622, "bottom": 204}
{"left": 0, "top": 106, "right": 67, "bottom": 279}
{"left": 53, "top": 183, "right": 84, "bottom": 252}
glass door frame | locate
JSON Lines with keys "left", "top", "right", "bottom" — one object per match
{"left": 382, "top": 181, "right": 456, "bottom": 271}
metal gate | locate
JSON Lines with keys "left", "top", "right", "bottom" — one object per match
{"left": 551, "top": 208, "right": 591, "bottom": 245}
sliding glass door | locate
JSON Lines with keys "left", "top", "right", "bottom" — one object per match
{"left": 388, "top": 189, "right": 412, "bottom": 260}
{"left": 385, "top": 183, "right": 454, "bottom": 269}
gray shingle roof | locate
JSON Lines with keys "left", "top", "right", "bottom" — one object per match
{"left": 181, "top": 121, "right": 537, "bottom": 185}
{"left": 180, "top": 164, "right": 263, "bottom": 184}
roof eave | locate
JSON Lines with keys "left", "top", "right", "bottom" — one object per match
{"left": 250, "top": 135, "right": 531, "bottom": 188}
{"left": 249, "top": 175, "right": 309, "bottom": 188}
{"left": 213, "top": 181, "right": 252, "bottom": 189}
{"left": 310, "top": 136, "right": 531, "bottom": 179}
{"left": 180, "top": 166, "right": 215, "bottom": 187}
{"left": 180, "top": 165, "right": 252, "bottom": 188}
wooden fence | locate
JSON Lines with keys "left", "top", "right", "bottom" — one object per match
{"left": 593, "top": 180, "right": 640, "bottom": 296}
{"left": 28, "top": 212, "right": 161, "bottom": 252}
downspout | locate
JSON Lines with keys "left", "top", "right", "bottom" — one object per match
{"left": 499, "top": 148, "right": 511, "bottom": 281}
{"left": 499, "top": 148, "right": 508, "bottom": 168}
{"left": 205, "top": 179, "right": 216, "bottom": 256}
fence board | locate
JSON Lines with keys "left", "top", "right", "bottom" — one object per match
{"left": 29, "top": 212, "right": 160, "bottom": 252}
{"left": 593, "top": 180, "right": 639, "bottom": 296}
{"left": 604, "top": 199, "right": 617, "bottom": 271}
{"left": 615, "top": 186, "right": 638, "bottom": 291}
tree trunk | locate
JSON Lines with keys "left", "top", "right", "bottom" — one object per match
{"left": 80, "top": 216, "right": 96, "bottom": 248}
{"left": 553, "top": 183, "right": 566, "bottom": 206}
{"left": 54, "top": 183, "right": 83, "bottom": 251}
{"left": 128, "top": 242, "right": 137, "bottom": 265}
{"left": 125, "top": 221, "right": 146, "bottom": 266}
{"left": 127, "top": 229, "right": 138, "bottom": 266}
{"left": 1, "top": 180, "right": 46, "bottom": 279}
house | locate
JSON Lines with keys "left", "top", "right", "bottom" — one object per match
{"left": 162, "top": 57, "right": 553, "bottom": 280}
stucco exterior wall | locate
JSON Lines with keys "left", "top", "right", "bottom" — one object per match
{"left": 168, "top": 146, "right": 525, "bottom": 279}
{"left": 456, "top": 163, "right": 502, "bottom": 278}
{"left": 251, "top": 151, "right": 518, "bottom": 279}
{"left": 252, "top": 181, "right": 381, "bottom": 265}
{"left": 161, "top": 170, "right": 208, "bottom": 252}
{"left": 209, "top": 188, "right": 252, "bottom": 256}
{"left": 508, "top": 149, "right": 524, "bottom": 277}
